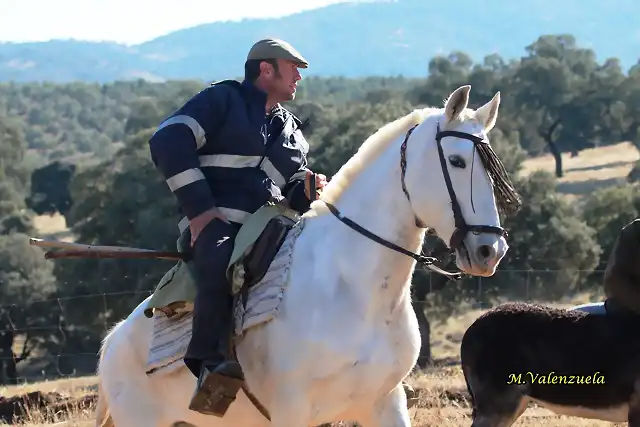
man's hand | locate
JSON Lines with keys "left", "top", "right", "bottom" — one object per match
{"left": 304, "top": 170, "right": 328, "bottom": 200}
{"left": 189, "top": 206, "right": 230, "bottom": 247}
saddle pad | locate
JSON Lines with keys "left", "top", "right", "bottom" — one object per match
{"left": 146, "top": 310, "right": 193, "bottom": 375}
{"left": 145, "top": 220, "right": 306, "bottom": 375}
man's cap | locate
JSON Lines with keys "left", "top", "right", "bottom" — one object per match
{"left": 247, "top": 38, "right": 309, "bottom": 68}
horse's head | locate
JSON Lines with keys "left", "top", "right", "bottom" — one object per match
{"left": 405, "top": 85, "right": 521, "bottom": 277}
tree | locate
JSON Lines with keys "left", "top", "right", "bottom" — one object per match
{"left": 0, "top": 233, "right": 57, "bottom": 384}
{"left": 510, "top": 35, "right": 627, "bottom": 177}
{"left": 581, "top": 184, "right": 640, "bottom": 271}
{"left": 0, "top": 116, "right": 30, "bottom": 195}
{"left": 486, "top": 171, "right": 601, "bottom": 300}
{"left": 26, "top": 161, "right": 76, "bottom": 217}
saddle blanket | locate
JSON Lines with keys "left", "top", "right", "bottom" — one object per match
{"left": 145, "top": 221, "right": 305, "bottom": 375}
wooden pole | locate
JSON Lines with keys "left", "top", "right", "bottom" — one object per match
{"left": 29, "top": 237, "right": 186, "bottom": 261}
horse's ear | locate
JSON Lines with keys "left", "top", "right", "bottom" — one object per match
{"left": 475, "top": 91, "right": 501, "bottom": 132}
{"left": 444, "top": 85, "right": 471, "bottom": 122}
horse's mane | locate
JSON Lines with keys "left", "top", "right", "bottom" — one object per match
{"left": 303, "top": 96, "right": 521, "bottom": 220}
{"left": 309, "top": 108, "right": 432, "bottom": 209}
{"left": 305, "top": 106, "right": 441, "bottom": 217}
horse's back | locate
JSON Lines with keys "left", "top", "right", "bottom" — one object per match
{"left": 101, "top": 294, "right": 154, "bottom": 358}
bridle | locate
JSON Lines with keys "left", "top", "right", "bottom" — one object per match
{"left": 317, "top": 121, "right": 508, "bottom": 280}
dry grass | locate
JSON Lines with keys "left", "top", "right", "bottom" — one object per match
{"left": 5, "top": 369, "right": 623, "bottom": 426}
{"left": 0, "top": 376, "right": 95, "bottom": 426}
{"left": 31, "top": 212, "right": 75, "bottom": 242}
{"left": 6, "top": 292, "right": 620, "bottom": 427}
{"left": 2, "top": 376, "right": 97, "bottom": 398}
{"left": 406, "top": 367, "right": 625, "bottom": 426}
{"left": 1, "top": 401, "right": 95, "bottom": 427}
{"left": 520, "top": 141, "right": 639, "bottom": 197}
{"left": 31, "top": 213, "right": 67, "bottom": 236}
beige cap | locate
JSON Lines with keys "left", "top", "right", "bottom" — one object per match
{"left": 247, "top": 38, "right": 309, "bottom": 68}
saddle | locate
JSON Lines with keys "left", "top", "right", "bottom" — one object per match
{"left": 228, "top": 209, "right": 298, "bottom": 291}
{"left": 226, "top": 174, "right": 318, "bottom": 296}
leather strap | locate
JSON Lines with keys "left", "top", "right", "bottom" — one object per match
{"left": 309, "top": 172, "right": 318, "bottom": 202}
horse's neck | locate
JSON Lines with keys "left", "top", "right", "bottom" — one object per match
{"left": 318, "top": 138, "right": 426, "bottom": 315}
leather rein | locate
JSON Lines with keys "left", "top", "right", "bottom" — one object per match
{"left": 313, "top": 122, "right": 508, "bottom": 281}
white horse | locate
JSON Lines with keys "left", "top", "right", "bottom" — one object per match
{"left": 95, "top": 85, "right": 520, "bottom": 427}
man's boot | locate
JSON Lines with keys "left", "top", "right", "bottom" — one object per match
{"left": 189, "top": 358, "right": 245, "bottom": 417}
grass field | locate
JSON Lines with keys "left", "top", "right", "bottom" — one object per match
{"left": 3, "top": 368, "right": 627, "bottom": 426}
{"left": 519, "top": 141, "right": 638, "bottom": 197}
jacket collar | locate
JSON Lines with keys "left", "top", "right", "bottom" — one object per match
{"left": 240, "top": 79, "right": 268, "bottom": 108}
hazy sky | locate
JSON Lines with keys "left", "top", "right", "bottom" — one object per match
{"left": 0, "top": 0, "right": 348, "bottom": 45}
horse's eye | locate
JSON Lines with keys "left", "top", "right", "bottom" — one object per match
{"left": 448, "top": 155, "right": 466, "bottom": 168}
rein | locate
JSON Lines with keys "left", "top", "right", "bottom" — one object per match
{"left": 321, "top": 201, "right": 464, "bottom": 280}
{"left": 316, "top": 121, "right": 508, "bottom": 281}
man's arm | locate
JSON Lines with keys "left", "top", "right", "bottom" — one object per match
{"left": 148, "top": 85, "right": 228, "bottom": 220}
{"left": 284, "top": 167, "right": 312, "bottom": 214}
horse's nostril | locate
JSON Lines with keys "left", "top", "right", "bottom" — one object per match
{"left": 477, "top": 244, "right": 494, "bottom": 260}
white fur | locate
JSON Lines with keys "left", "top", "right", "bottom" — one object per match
{"left": 95, "top": 85, "right": 509, "bottom": 427}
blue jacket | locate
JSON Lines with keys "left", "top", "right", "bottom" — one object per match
{"left": 148, "top": 79, "right": 313, "bottom": 232}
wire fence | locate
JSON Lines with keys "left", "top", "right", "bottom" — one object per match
{"left": 0, "top": 269, "right": 608, "bottom": 385}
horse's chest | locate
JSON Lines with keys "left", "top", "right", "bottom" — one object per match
{"left": 337, "top": 322, "right": 418, "bottom": 388}
{"left": 300, "top": 325, "right": 417, "bottom": 419}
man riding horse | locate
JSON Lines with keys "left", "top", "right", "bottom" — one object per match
{"left": 148, "top": 38, "right": 418, "bottom": 417}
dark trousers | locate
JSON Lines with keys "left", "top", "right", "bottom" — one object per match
{"left": 184, "top": 218, "right": 241, "bottom": 377}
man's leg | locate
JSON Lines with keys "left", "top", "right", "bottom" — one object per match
{"left": 184, "top": 218, "right": 244, "bottom": 417}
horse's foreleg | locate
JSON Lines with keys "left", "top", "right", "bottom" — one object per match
{"left": 101, "top": 374, "right": 168, "bottom": 427}
{"left": 359, "top": 383, "right": 410, "bottom": 427}
{"left": 268, "top": 383, "right": 312, "bottom": 427}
